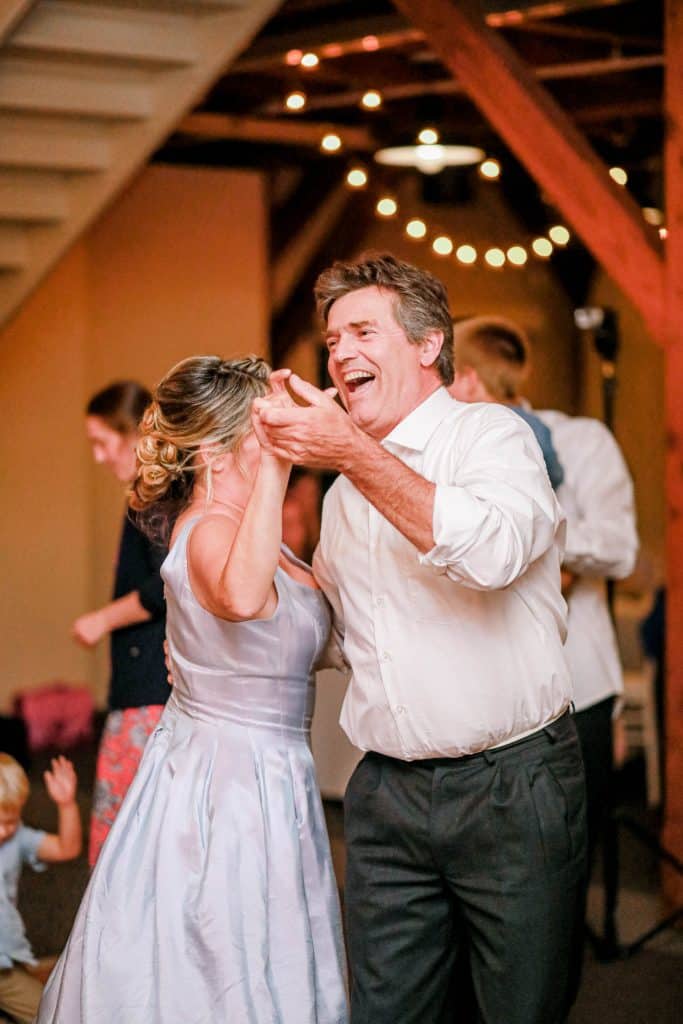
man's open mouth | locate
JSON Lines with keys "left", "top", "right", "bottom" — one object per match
{"left": 344, "top": 369, "right": 376, "bottom": 394}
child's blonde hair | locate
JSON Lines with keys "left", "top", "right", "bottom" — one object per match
{"left": 0, "top": 753, "right": 29, "bottom": 813}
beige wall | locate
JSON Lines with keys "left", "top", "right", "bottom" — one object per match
{"left": 0, "top": 165, "right": 268, "bottom": 709}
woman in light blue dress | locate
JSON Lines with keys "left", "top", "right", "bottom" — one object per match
{"left": 36, "top": 356, "right": 348, "bottom": 1024}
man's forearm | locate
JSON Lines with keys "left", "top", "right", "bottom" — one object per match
{"left": 340, "top": 430, "right": 436, "bottom": 553}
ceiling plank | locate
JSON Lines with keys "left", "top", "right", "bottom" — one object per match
{"left": 392, "top": 0, "right": 665, "bottom": 341}
{"left": 663, "top": 0, "right": 683, "bottom": 905}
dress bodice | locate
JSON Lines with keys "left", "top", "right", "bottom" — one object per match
{"left": 161, "top": 518, "right": 331, "bottom": 736}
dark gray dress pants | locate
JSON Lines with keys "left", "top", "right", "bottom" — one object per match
{"left": 344, "top": 711, "right": 587, "bottom": 1024}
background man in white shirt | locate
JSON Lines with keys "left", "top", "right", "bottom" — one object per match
{"left": 254, "top": 254, "right": 587, "bottom": 1024}
{"left": 450, "top": 314, "right": 638, "bottom": 994}
{"left": 450, "top": 316, "right": 638, "bottom": 854}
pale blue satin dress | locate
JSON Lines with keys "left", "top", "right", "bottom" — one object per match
{"left": 36, "top": 519, "right": 348, "bottom": 1024}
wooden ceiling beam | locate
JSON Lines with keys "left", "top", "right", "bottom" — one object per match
{"left": 663, "top": 0, "right": 683, "bottom": 904}
{"left": 393, "top": 0, "right": 665, "bottom": 341}
{"left": 260, "top": 53, "right": 663, "bottom": 116}
{"left": 178, "top": 112, "right": 375, "bottom": 151}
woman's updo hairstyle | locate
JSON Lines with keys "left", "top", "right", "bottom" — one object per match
{"left": 130, "top": 355, "right": 270, "bottom": 544}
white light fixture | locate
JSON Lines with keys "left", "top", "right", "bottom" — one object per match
{"left": 375, "top": 143, "right": 485, "bottom": 175}
{"left": 285, "top": 91, "right": 306, "bottom": 111}
{"left": 418, "top": 127, "right": 439, "bottom": 145}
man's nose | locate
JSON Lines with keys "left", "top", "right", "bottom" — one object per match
{"left": 331, "top": 333, "right": 357, "bottom": 361}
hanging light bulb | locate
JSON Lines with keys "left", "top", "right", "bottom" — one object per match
{"left": 532, "top": 237, "right": 553, "bottom": 258}
{"left": 321, "top": 133, "right": 342, "bottom": 153}
{"left": 418, "top": 127, "right": 439, "bottom": 145}
{"left": 285, "top": 91, "right": 306, "bottom": 111}
{"left": 376, "top": 197, "right": 398, "bottom": 217}
{"left": 301, "top": 52, "right": 319, "bottom": 69}
{"left": 479, "top": 158, "right": 501, "bottom": 180}
{"left": 456, "top": 244, "right": 477, "bottom": 265}
{"left": 432, "top": 235, "right": 454, "bottom": 256}
{"left": 548, "top": 225, "right": 570, "bottom": 246}
{"left": 609, "top": 166, "right": 628, "bottom": 186}
{"left": 346, "top": 167, "right": 367, "bottom": 188}
{"left": 285, "top": 49, "right": 303, "bottom": 67}
{"left": 406, "top": 219, "right": 427, "bottom": 239}
{"left": 484, "top": 247, "right": 506, "bottom": 268}
{"left": 361, "top": 90, "right": 382, "bottom": 110}
{"left": 507, "top": 245, "right": 528, "bottom": 266}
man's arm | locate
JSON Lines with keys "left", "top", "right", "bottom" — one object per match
{"left": 256, "top": 375, "right": 562, "bottom": 591}
{"left": 559, "top": 419, "right": 638, "bottom": 580}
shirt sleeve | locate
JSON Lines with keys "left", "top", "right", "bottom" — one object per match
{"left": 560, "top": 420, "right": 638, "bottom": 579}
{"left": 18, "top": 825, "right": 47, "bottom": 873}
{"left": 420, "top": 405, "right": 564, "bottom": 591}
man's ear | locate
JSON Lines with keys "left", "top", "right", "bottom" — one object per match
{"left": 419, "top": 330, "right": 444, "bottom": 369}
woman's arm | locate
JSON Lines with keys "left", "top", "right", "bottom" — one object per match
{"left": 71, "top": 591, "right": 152, "bottom": 648}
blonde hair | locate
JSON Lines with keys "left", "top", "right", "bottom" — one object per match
{"left": 130, "top": 355, "right": 270, "bottom": 543}
{"left": 0, "top": 754, "right": 29, "bottom": 813}
{"left": 452, "top": 316, "right": 531, "bottom": 401}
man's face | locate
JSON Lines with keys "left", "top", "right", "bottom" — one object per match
{"left": 325, "top": 286, "right": 440, "bottom": 440}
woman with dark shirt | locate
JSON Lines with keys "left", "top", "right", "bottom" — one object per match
{"left": 72, "top": 381, "right": 168, "bottom": 866}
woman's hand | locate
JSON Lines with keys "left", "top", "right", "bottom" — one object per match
{"left": 71, "top": 609, "right": 108, "bottom": 647}
{"left": 251, "top": 370, "right": 297, "bottom": 465}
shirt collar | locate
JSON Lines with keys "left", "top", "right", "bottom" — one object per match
{"left": 382, "top": 387, "right": 453, "bottom": 452}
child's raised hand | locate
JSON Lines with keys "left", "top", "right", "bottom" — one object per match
{"left": 44, "top": 756, "right": 77, "bottom": 806}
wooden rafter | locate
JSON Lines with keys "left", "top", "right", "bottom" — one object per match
{"left": 663, "top": 0, "right": 683, "bottom": 903}
{"left": 392, "top": 0, "right": 666, "bottom": 342}
{"left": 179, "top": 112, "right": 374, "bottom": 151}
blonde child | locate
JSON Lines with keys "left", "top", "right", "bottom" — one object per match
{"left": 0, "top": 754, "right": 81, "bottom": 1024}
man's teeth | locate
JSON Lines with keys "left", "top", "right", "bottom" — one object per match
{"left": 344, "top": 370, "right": 375, "bottom": 384}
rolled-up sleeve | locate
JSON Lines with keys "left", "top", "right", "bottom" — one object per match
{"left": 560, "top": 420, "right": 638, "bottom": 580}
{"left": 419, "top": 407, "right": 563, "bottom": 590}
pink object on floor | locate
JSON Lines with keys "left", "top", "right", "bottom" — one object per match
{"left": 15, "top": 683, "right": 94, "bottom": 752}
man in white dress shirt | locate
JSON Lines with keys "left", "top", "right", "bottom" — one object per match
{"left": 254, "top": 254, "right": 587, "bottom": 1024}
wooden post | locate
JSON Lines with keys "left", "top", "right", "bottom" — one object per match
{"left": 663, "top": 0, "right": 683, "bottom": 903}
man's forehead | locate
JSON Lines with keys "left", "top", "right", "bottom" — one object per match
{"left": 327, "top": 285, "right": 397, "bottom": 324}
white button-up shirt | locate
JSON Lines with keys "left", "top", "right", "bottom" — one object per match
{"left": 314, "top": 388, "right": 572, "bottom": 760}
{"left": 536, "top": 410, "right": 638, "bottom": 713}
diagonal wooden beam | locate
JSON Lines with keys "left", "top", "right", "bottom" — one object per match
{"left": 663, "top": 0, "right": 683, "bottom": 904}
{"left": 392, "top": 0, "right": 665, "bottom": 342}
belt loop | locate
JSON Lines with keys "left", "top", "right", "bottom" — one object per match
{"left": 483, "top": 749, "right": 496, "bottom": 765}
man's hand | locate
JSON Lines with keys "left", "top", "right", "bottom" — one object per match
{"left": 164, "top": 639, "right": 175, "bottom": 686}
{"left": 71, "top": 609, "right": 108, "bottom": 648}
{"left": 44, "top": 756, "right": 78, "bottom": 805}
{"left": 252, "top": 371, "right": 354, "bottom": 472}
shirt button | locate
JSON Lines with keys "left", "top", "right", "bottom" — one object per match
{"left": 375, "top": 595, "right": 385, "bottom": 608}
{"left": 395, "top": 705, "right": 406, "bottom": 715}
{"left": 129, "top": 646, "right": 141, "bottom": 658}
{"left": 380, "top": 650, "right": 391, "bottom": 663}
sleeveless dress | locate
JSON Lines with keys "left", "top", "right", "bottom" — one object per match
{"left": 36, "top": 519, "right": 348, "bottom": 1024}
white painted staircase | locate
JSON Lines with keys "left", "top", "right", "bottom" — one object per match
{"left": 0, "top": 0, "right": 282, "bottom": 327}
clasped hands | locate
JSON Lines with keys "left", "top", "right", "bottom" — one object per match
{"left": 251, "top": 369, "right": 356, "bottom": 471}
